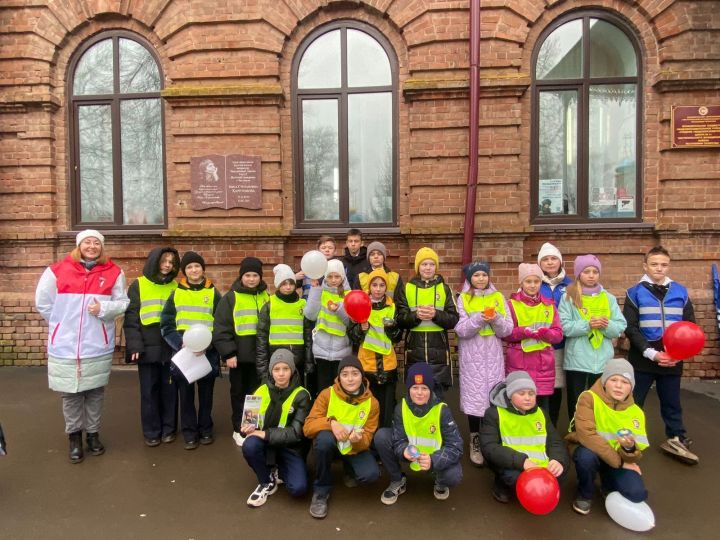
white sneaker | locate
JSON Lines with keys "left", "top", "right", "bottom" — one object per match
{"left": 469, "top": 432, "right": 484, "bottom": 467}
{"left": 232, "top": 431, "right": 246, "bottom": 447}
{"left": 247, "top": 481, "right": 278, "bottom": 507}
{"left": 433, "top": 484, "right": 450, "bottom": 500}
{"left": 660, "top": 436, "right": 699, "bottom": 465}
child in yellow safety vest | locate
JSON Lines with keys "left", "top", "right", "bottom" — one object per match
{"left": 375, "top": 363, "right": 463, "bottom": 505}
{"left": 566, "top": 358, "right": 649, "bottom": 515}
{"left": 503, "top": 263, "right": 564, "bottom": 413}
{"left": 352, "top": 241, "right": 405, "bottom": 303}
{"left": 160, "top": 251, "right": 222, "bottom": 450}
{"left": 212, "top": 257, "right": 271, "bottom": 447}
{"left": 479, "top": 371, "right": 568, "bottom": 504}
{"left": 559, "top": 254, "right": 627, "bottom": 421}
{"left": 348, "top": 267, "right": 404, "bottom": 428}
{"left": 256, "top": 264, "right": 313, "bottom": 383}
{"left": 304, "top": 259, "right": 353, "bottom": 394}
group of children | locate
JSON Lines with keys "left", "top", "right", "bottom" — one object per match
{"left": 119, "top": 229, "right": 698, "bottom": 520}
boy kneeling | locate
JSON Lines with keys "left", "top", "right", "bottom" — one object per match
{"left": 480, "top": 371, "right": 568, "bottom": 503}
{"left": 375, "top": 363, "right": 463, "bottom": 504}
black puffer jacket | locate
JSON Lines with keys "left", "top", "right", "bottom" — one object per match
{"left": 260, "top": 371, "right": 311, "bottom": 455}
{"left": 395, "top": 275, "right": 459, "bottom": 387}
{"left": 212, "top": 278, "right": 269, "bottom": 364}
{"left": 123, "top": 247, "right": 179, "bottom": 364}
{"left": 342, "top": 246, "right": 371, "bottom": 289}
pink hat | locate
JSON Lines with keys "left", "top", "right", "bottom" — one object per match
{"left": 573, "top": 254, "right": 602, "bottom": 277}
{"left": 518, "top": 263, "right": 543, "bottom": 283}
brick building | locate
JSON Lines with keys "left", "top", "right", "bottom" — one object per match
{"left": 1, "top": 1, "right": 718, "bottom": 376}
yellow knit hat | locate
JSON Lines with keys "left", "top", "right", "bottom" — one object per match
{"left": 414, "top": 247, "right": 439, "bottom": 274}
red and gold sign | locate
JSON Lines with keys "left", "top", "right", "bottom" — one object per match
{"left": 671, "top": 105, "right": 720, "bottom": 148}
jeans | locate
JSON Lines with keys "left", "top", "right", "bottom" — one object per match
{"left": 138, "top": 362, "right": 177, "bottom": 439}
{"left": 573, "top": 446, "right": 647, "bottom": 502}
{"left": 633, "top": 371, "right": 685, "bottom": 438}
{"left": 242, "top": 436, "right": 308, "bottom": 497}
{"left": 311, "top": 430, "right": 380, "bottom": 496}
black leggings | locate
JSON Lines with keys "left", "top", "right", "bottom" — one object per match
{"left": 467, "top": 415, "right": 482, "bottom": 433}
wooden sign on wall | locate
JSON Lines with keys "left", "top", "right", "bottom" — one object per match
{"left": 190, "top": 154, "right": 262, "bottom": 210}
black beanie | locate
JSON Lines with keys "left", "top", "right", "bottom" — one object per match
{"left": 337, "top": 355, "right": 364, "bottom": 377}
{"left": 239, "top": 256, "right": 263, "bottom": 278}
{"left": 180, "top": 251, "right": 205, "bottom": 274}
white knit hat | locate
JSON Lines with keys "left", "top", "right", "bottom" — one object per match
{"left": 76, "top": 229, "right": 105, "bottom": 246}
{"left": 325, "top": 259, "right": 346, "bottom": 280}
{"left": 273, "top": 264, "right": 296, "bottom": 288}
{"left": 537, "top": 242, "right": 562, "bottom": 264}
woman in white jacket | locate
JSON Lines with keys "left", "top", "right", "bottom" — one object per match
{"left": 35, "top": 230, "right": 129, "bottom": 463}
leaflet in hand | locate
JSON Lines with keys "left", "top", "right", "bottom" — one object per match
{"left": 242, "top": 395, "right": 263, "bottom": 429}
{"left": 171, "top": 347, "right": 212, "bottom": 383}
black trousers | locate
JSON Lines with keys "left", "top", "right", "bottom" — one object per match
{"left": 228, "top": 363, "right": 258, "bottom": 432}
{"left": 565, "top": 370, "right": 601, "bottom": 422}
{"left": 366, "top": 370, "right": 398, "bottom": 429}
{"left": 175, "top": 373, "right": 215, "bottom": 442}
{"left": 138, "top": 362, "right": 177, "bottom": 439}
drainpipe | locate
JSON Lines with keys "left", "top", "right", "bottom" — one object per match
{"left": 462, "top": 0, "right": 481, "bottom": 266}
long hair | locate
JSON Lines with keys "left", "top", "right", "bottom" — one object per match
{"left": 567, "top": 279, "right": 584, "bottom": 310}
{"left": 70, "top": 246, "right": 108, "bottom": 265}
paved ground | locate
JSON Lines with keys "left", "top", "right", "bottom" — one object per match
{"left": 1, "top": 367, "right": 718, "bottom": 540}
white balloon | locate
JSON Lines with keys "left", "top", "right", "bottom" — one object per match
{"left": 183, "top": 324, "right": 212, "bottom": 353}
{"left": 605, "top": 491, "right": 655, "bottom": 532}
{"left": 301, "top": 250, "right": 328, "bottom": 280}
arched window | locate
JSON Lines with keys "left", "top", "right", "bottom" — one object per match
{"left": 531, "top": 13, "right": 641, "bottom": 223}
{"left": 292, "top": 21, "right": 398, "bottom": 227}
{"left": 69, "top": 31, "right": 166, "bottom": 228}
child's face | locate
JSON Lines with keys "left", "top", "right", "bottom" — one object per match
{"left": 368, "top": 250, "right": 385, "bottom": 269}
{"left": 318, "top": 241, "right": 335, "bottom": 259}
{"left": 346, "top": 235, "right": 362, "bottom": 255}
{"left": 539, "top": 255, "right": 561, "bottom": 277}
{"left": 605, "top": 375, "right": 632, "bottom": 401}
{"left": 521, "top": 276, "right": 541, "bottom": 296}
{"left": 419, "top": 260, "right": 436, "bottom": 280}
{"left": 369, "top": 277, "right": 387, "bottom": 300}
{"left": 242, "top": 271, "right": 261, "bottom": 289}
{"left": 325, "top": 272, "right": 343, "bottom": 288}
{"left": 510, "top": 389, "right": 537, "bottom": 412}
{"left": 278, "top": 280, "right": 296, "bottom": 295}
{"left": 159, "top": 252, "right": 175, "bottom": 276}
{"left": 409, "top": 384, "right": 431, "bottom": 406}
{"left": 470, "top": 270, "right": 489, "bottom": 290}
{"left": 643, "top": 254, "right": 671, "bottom": 284}
{"left": 184, "top": 262, "right": 204, "bottom": 284}
{"left": 271, "top": 362, "right": 292, "bottom": 389}
{"left": 578, "top": 266, "right": 600, "bottom": 288}
{"left": 339, "top": 367, "right": 362, "bottom": 393}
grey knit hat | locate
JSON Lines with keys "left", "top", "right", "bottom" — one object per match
{"left": 601, "top": 358, "right": 635, "bottom": 389}
{"left": 269, "top": 349, "right": 296, "bottom": 374}
{"left": 366, "top": 241, "right": 387, "bottom": 261}
{"left": 505, "top": 370, "right": 537, "bottom": 398}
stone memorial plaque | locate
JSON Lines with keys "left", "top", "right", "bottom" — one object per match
{"left": 190, "top": 154, "right": 262, "bottom": 210}
{"left": 226, "top": 154, "right": 262, "bottom": 209}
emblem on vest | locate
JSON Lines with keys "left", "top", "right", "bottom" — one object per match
{"left": 581, "top": 307, "right": 588, "bottom": 315}
{"left": 299, "top": 307, "right": 304, "bottom": 315}
{"left": 429, "top": 424, "right": 436, "bottom": 434}
{"left": 544, "top": 310, "right": 549, "bottom": 318}
{"left": 632, "top": 418, "right": 640, "bottom": 430}
{"left": 535, "top": 421, "right": 543, "bottom": 432}
{"left": 435, "top": 293, "right": 441, "bottom": 302}
{"left": 358, "top": 410, "right": 366, "bottom": 420}
{"left": 203, "top": 296, "right": 209, "bottom": 304}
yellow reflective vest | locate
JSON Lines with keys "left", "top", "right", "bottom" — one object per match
{"left": 363, "top": 304, "right": 395, "bottom": 356}
{"left": 269, "top": 295, "right": 306, "bottom": 345}
{"left": 576, "top": 292, "right": 610, "bottom": 349}
{"left": 315, "top": 290, "right": 347, "bottom": 337}
{"left": 138, "top": 276, "right": 177, "bottom": 326}
{"left": 327, "top": 387, "right": 371, "bottom": 454}
{"left": 406, "top": 282, "right": 446, "bottom": 332}
{"left": 497, "top": 406, "right": 550, "bottom": 466}
{"left": 359, "top": 270, "right": 400, "bottom": 299}
{"left": 402, "top": 399, "right": 444, "bottom": 471}
{"left": 253, "top": 384, "right": 308, "bottom": 430}
{"left": 174, "top": 286, "right": 215, "bottom": 331}
{"left": 233, "top": 290, "right": 270, "bottom": 336}
{"left": 461, "top": 291, "right": 507, "bottom": 336}
{"left": 589, "top": 390, "right": 649, "bottom": 451}
{"left": 510, "top": 299, "right": 554, "bottom": 352}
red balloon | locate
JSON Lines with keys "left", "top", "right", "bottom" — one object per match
{"left": 663, "top": 321, "right": 705, "bottom": 361}
{"left": 343, "top": 290, "right": 372, "bottom": 324}
{"left": 515, "top": 468, "right": 560, "bottom": 515}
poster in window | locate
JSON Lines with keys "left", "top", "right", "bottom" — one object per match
{"left": 538, "top": 178, "right": 564, "bottom": 214}
{"left": 591, "top": 187, "right": 616, "bottom": 206}
{"left": 617, "top": 197, "right": 634, "bottom": 213}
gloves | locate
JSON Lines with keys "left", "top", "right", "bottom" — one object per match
{"left": 536, "top": 327, "right": 550, "bottom": 341}
{"left": 522, "top": 327, "right": 539, "bottom": 340}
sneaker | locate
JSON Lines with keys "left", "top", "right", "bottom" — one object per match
{"left": 184, "top": 439, "right": 199, "bottom": 450}
{"left": 469, "top": 432, "right": 484, "bottom": 467}
{"left": 161, "top": 432, "right": 176, "bottom": 444}
{"left": 433, "top": 484, "right": 450, "bottom": 501}
{"left": 246, "top": 481, "right": 278, "bottom": 508}
{"left": 492, "top": 486, "right": 509, "bottom": 504}
{"left": 144, "top": 437, "right": 161, "bottom": 447}
{"left": 309, "top": 493, "right": 329, "bottom": 519}
{"left": 343, "top": 473, "right": 359, "bottom": 488}
{"left": 232, "top": 431, "right": 245, "bottom": 447}
{"left": 381, "top": 476, "right": 407, "bottom": 505}
{"left": 572, "top": 496, "right": 592, "bottom": 515}
{"left": 660, "top": 436, "right": 699, "bottom": 465}
{"left": 199, "top": 433, "right": 214, "bottom": 445}
{"left": 271, "top": 466, "right": 284, "bottom": 485}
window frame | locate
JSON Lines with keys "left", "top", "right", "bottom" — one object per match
{"left": 291, "top": 20, "right": 399, "bottom": 228}
{"left": 530, "top": 11, "right": 643, "bottom": 225}
{"left": 67, "top": 30, "right": 167, "bottom": 230}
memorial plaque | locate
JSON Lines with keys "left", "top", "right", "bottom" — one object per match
{"left": 190, "top": 154, "right": 262, "bottom": 210}
{"left": 671, "top": 105, "right": 720, "bottom": 148}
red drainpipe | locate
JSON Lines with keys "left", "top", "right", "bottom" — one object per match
{"left": 462, "top": 0, "right": 481, "bottom": 266}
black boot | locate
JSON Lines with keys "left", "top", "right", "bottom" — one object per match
{"left": 68, "top": 431, "right": 84, "bottom": 464}
{"left": 86, "top": 432, "right": 105, "bottom": 456}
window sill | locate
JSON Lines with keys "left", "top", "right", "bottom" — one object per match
{"left": 532, "top": 221, "right": 655, "bottom": 232}
{"left": 290, "top": 227, "right": 401, "bottom": 237}
{"left": 59, "top": 229, "right": 167, "bottom": 240}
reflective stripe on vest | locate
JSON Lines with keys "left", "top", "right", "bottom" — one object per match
{"left": 316, "top": 290, "right": 347, "bottom": 337}
{"left": 359, "top": 271, "right": 400, "bottom": 298}
{"left": 461, "top": 291, "right": 507, "bottom": 336}
{"left": 138, "top": 276, "right": 177, "bottom": 326}
{"left": 269, "top": 295, "right": 306, "bottom": 345}
{"left": 327, "top": 387, "right": 371, "bottom": 455}
{"left": 497, "top": 406, "right": 549, "bottom": 466}
{"left": 253, "top": 384, "right": 308, "bottom": 430}
{"left": 174, "top": 287, "right": 215, "bottom": 331}
{"left": 406, "top": 282, "right": 446, "bottom": 332}
{"left": 363, "top": 304, "right": 395, "bottom": 355}
{"left": 589, "top": 390, "right": 650, "bottom": 450}
{"left": 233, "top": 290, "right": 270, "bottom": 336}
{"left": 627, "top": 282, "right": 688, "bottom": 342}
{"left": 510, "top": 299, "right": 554, "bottom": 352}
{"left": 401, "top": 398, "right": 444, "bottom": 471}
{"left": 576, "top": 291, "right": 610, "bottom": 349}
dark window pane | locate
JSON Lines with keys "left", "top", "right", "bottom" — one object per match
{"left": 302, "top": 100, "right": 339, "bottom": 220}
{"left": 348, "top": 93, "right": 392, "bottom": 223}
{"left": 536, "top": 20, "right": 583, "bottom": 80}
{"left": 538, "top": 90, "right": 578, "bottom": 215}
{"left": 78, "top": 105, "right": 114, "bottom": 222}
{"left": 74, "top": 39, "right": 113, "bottom": 95}
{"left": 347, "top": 29, "right": 391, "bottom": 87}
{"left": 588, "top": 85, "right": 637, "bottom": 218}
{"left": 121, "top": 99, "right": 164, "bottom": 225}
{"left": 589, "top": 19, "right": 637, "bottom": 78}
{"left": 298, "top": 30, "right": 341, "bottom": 89}
{"left": 119, "top": 38, "right": 161, "bottom": 93}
